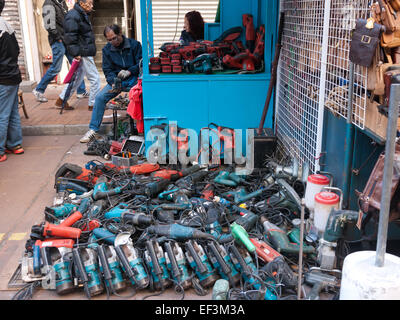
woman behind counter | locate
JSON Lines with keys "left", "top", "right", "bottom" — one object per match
{"left": 180, "top": 11, "right": 205, "bottom": 45}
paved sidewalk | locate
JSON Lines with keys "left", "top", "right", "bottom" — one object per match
{"left": 20, "top": 84, "right": 121, "bottom": 136}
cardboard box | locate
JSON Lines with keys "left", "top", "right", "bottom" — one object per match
{"left": 364, "top": 98, "right": 400, "bottom": 140}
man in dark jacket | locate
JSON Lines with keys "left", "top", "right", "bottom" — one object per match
{"left": 80, "top": 24, "right": 142, "bottom": 143}
{"left": 0, "top": 0, "right": 24, "bottom": 162}
{"left": 57, "top": 0, "right": 100, "bottom": 111}
{"left": 32, "top": 0, "right": 87, "bottom": 104}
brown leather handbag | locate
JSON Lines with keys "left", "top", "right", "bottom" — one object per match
{"left": 372, "top": 0, "right": 400, "bottom": 48}
{"left": 358, "top": 142, "right": 400, "bottom": 217}
{"left": 389, "top": 0, "right": 400, "bottom": 11}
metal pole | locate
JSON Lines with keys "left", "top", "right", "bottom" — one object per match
{"left": 342, "top": 62, "right": 355, "bottom": 208}
{"left": 297, "top": 199, "right": 305, "bottom": 300}
{"left": 375, "top": 83, "right": 400, "bottom": 267}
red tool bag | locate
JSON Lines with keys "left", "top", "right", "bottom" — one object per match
{"left": 127, "top": 79, "right": 144, "bottom": 133}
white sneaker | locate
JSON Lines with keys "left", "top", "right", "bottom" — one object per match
{"left": 32, "top": 89, "right": 48, "bottom": 102}
{"left": 80, "top": 129, "right": 97, "bottom": 143}
{"left": 76, "top": 91, "right": 90, "bottom": 99}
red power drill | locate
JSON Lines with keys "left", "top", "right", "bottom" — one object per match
{"left": 253, "top": 25, "right": 265, "bottom": 59}
{"left": 243, "top": 14, "right": 256, "bottom": 52}
{"left": 222, "top": 49, "right": 260, "bottom": 72}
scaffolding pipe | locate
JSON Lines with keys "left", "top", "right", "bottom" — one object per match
{"left": 375, "top": 83, "right": 400, "bottom": 267}
{"left": 342, "top": 62, "right": 355, "bottom": 208}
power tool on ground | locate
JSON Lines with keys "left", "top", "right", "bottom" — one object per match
{"left": 30, "top": 220, "right": 82, "bottom": 241}
{"left": 49, "top": 240, "right": 75, "bottom": 295}
{"left": 54, "top": 162, "right": 101, "bottom": 185}
{"left": 228, "top": 244, "right": 277, "bottom": 300}
{"left": 144, "top": 165, "right": 202, "bottom": 198}
{"left": 304, "top": 270, "right": 338, "bottom": 300}
{"left": 223, "top": 187, "right": 267, "bottom": 204}
{"left": 92, "top": 228, "right": 117, "bottom": 245}
{"left": 44, "top": 203, "right": 77, "bottom": 222}
{"left": 92, "top": 175, "right": 127, "bottom": 201}
{"left": 72, "top": 247, "right": 104, "bottom": 298}
{"left": 214, "top": 171, "right": 237, "bottom": 187}
{"left": 96, "top": 244, "right": 126, "bottom": 294}
{"left": 205, "top": 241, "right": 241, "bottom": 287}
{"left": 261, "top": 178, "right": 303, "bottom": 217}
{"left": 144, "top": 239, "right": 171, "bottom": 291}
{"left": 184, "top": 240, "right": 219, "bottom": 288}
{"left": 260, "top": 216, "right": 315, "bottom": 255}
{"left": 260, "top": 254, "right": 297, "bottom": 289}
{"left": 114, "top": 232, "right": 149, "bottom": 289}
{"left": 104, "top": 206, "right": 154, "bottom": 227}
{"left": 317, "top": 209, "right": 359, "bottom": 270}
{"left": 146, "top": 223, "right": 216, "bottom": 241}
{"left": 201, "top": 183, "right": 215, "bottom": 200}
{"left": 163, "top": 241, "right": 191, "bottom": 290}
{"left": 55, "top": 177, "right": 89, "bottom": 195}
{"left": 157, "top": 187, "right": 193, "bottom": 211}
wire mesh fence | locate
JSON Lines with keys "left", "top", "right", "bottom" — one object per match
{"left": 276, "top": 0, "right": 371, "bottom": 172}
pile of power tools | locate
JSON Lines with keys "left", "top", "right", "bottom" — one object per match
{"left": 14, "top": 149, "right": 360, "bottom": 300}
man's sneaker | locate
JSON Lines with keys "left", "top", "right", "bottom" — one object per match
{"left": 76, "top": 91, "right": 90, "bottom": 99}
{"left": 80, "top": 129, "right": 97, "bottom": 143}
{"left": 32, "top": 89, "right": 48, "bottom": 103}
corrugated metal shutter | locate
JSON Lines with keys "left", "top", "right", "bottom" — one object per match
{"left": 151, "top": 0, "right": 219, "bottom": 56}
{"left": 2, "top": 0, "right": 27, "bottom": 80}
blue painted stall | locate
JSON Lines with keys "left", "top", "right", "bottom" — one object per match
{"left": 139, "top": 0, "right": 279, "bottom": 152}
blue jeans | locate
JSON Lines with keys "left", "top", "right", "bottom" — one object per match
{"left": 60, "top": 56, "right": 100, "bottom": 107}
{"left": 0, "top": 84, "right": 22, "bottom": 155}
{"left": 36, "top": 41, "right": 86, "bottom": 94}
{"left": 89, "top": 84, "right": 119, "bottom": 132}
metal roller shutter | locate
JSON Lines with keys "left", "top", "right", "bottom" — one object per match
{"left": 151, "top": 0, "right": 219, "bottom": 56}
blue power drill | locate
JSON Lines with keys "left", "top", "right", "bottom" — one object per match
{"left": 96, "top": 244, "right": 127, "bottom": 294}
{"left": 184, "top": 240, "right": 219, "bottom": 288}
{"left": 206, "top": 242, "right": 241, "bottom": 287}
{"left": 228, "top": 244, "right": 277, "bottom": 300}
{"left": 52, "top": 246, "right": 75, "bottom": 295}
{"left": 114, "top": 236, "right": 149, "bottom": 290}
{"left": 184, "top": 53, "right": 214, "bottom": 74}
{"left": 163, "top": 241, "right": 192, "bottom": 290}
{"left": 44, "top": 203, "right": 78, "bottom": 222}
{"left": 92, "top": 175, "right": 125, "bottom": 201}
{"left": 144, "top": 239, "right": 171, "bottom": 291}
{"left": 72, "top": 247, "right": 104, "bottom": 298}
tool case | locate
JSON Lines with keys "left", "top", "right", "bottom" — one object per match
{"left": 250, "top": 128, "right": 277, "bottom": 168}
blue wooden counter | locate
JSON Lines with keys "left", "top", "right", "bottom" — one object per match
{"left": 139, "top": 0, "right": 279, "bottom": 148}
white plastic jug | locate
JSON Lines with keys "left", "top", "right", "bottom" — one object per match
{"left": 314, "top": 191, "right": 340, "bottom": 234}
{"left": 304, "top": 174, "right": 330, "bottom": 211}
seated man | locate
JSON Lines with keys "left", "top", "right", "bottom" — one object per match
{"left": 80, "top": 24, "right": 142, "bottom": 143}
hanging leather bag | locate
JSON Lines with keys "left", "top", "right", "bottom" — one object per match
{"left": 349, "top": 19, "right": 383, "bottom": 67}
{"left": 372, "top": 0, "right": 400, "bottom": 48}
{"left": 357, "top": 142, "right": 400, "bottom": 214}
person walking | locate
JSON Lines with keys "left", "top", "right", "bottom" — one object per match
{"left": 80, "top": 24, "right": 142, "bottom": 143}
{"left": 0, "top": 0, "right": 24, "bottom": 162}
{"left": 32, "top": 0, "right": 88, "bottom": 106}
{"left": 56, "top": 0, "right": 100, "bottom": 111}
